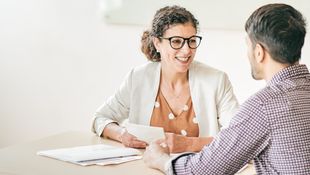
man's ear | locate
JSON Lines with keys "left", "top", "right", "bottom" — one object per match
{"left": 152, "top": 37, "right": 160, "bottom": 51}
{"left": 254, "top": 43, "right": 265, "bottom": 63}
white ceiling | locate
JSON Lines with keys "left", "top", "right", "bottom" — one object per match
{"left": 100, "top": 0, "right": 310, "bottom": 30}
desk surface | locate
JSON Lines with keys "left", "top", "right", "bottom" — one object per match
{"left": 0, "top": 131, "right": 256, "bottom": 175}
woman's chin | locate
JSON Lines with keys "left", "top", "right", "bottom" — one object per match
{"left": 175, "top": 59, "right": 192, "bottom": 71}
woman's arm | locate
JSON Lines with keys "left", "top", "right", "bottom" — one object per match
{"left": 165, "top": 133, "right": 213, "bottom": 153}
{"left": 91, "top": 69, "right": 147, "bottom": 148}
{"left": 91, "top": 70, "right": 134, "bottom": 137}
{"left": 102, "top": 122, "right": 125, "bottom": 142}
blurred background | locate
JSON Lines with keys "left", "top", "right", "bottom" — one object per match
{"left": 0, "top": 0, "right": 309, "bottom": 148}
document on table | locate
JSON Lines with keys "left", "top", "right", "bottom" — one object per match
{"left": 37, "top": 144, "right": 142, "bottom": 166}
{"left": 124, "top": 122, "right": 165, "bottom": 144}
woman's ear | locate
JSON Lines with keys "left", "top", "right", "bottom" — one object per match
{"left": 152, "top": 37, "right": 161, "bottom": 51}
{"left": 254, "top": 43, "right": 265, "bottom": 63}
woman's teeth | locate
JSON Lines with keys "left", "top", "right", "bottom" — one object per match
{"left": 176, "top": 57, "right": 190, "bottom": 62}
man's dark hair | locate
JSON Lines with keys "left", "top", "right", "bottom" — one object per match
{"left": 245, "top": 3, "right": 307, "bottom": 64}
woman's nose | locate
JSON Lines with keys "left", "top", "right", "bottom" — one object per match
{"left": 179, "top": 41, "right": 191, "bottom": 53}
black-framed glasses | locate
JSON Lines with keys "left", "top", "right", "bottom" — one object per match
{"left": 159, "top": 35, "right": 202, "bottom": 49}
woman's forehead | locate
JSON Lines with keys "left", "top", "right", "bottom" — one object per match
{"left": 163, "top": 23, "right": 196, "bottom": 37}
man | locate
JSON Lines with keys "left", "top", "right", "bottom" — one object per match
{"left": 143, "top": 3, "right": 310, "bottom": 175}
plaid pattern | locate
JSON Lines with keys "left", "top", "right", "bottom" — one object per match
{"left": 172, "top": 64, "right": 310, "bottom": 175}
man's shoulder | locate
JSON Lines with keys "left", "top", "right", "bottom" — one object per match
{"left": 230, "top": 89, "right": 269, "bottom": 125}
{"left": 242, "top": 86, "right": 279, "bottom": 110}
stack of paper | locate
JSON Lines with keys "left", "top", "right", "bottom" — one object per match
{"left": 37, "top": 144, "right": 142, "bottom": 166}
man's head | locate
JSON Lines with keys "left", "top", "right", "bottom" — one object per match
{"left": 245, "top": 3, "right": 306, "bottom": 80}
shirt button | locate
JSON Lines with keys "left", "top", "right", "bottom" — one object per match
{"left": 192, "top": 117, "right": 198, "bottom": 124}
{"left": 181, "top": 129, "right": 187, "bottom": 136}
{"left": 168, "top": 113, "right": 175, "bottom": 120}
{"left": 154, "top": 101, "right": 160, "bottom": 108}
{"left": 183, "top": 104, "right": 189, "bottom": 111}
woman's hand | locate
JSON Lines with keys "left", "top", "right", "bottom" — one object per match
{"left": 119, "top": 129, "right": 148, "bottom": 149}
{"left": 103, "top": 123, "right": 147, "bottom": 149}
{"left": 165, "top": 133, "right": 214, "bottom": 153}
{"left": 165, "top": 133, "right": 213, "bottom": 153}
{"left": 165, "top": 132, "right": 191, "bottom": 153}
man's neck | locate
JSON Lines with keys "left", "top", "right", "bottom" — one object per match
{"left": 264, "top": 61, "right": 293, "bottom": 82}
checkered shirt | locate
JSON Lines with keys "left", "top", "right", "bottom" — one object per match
{"left": 171, "top": 64, "right": 310, "bottom": 175}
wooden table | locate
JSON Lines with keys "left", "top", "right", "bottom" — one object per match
{"left": 0, "top": 131, "right": 255, "bottom": 175}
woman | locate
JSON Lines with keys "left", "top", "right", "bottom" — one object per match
{"left": 91, "top": 5, "right": 239, "bottom": 153}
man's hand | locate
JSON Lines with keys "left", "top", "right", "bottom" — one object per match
{"left": 143, "top": 140, "right": 170, "bottom": 172}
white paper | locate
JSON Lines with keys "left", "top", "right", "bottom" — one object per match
{"left": 124, "top": 123, "right": 165, "bottom": 144}
{"left": 93, "top": 155, "right": 142, "bottom": 166}
{"left": 37, "top": 144, "right": 142, "bottom": 166}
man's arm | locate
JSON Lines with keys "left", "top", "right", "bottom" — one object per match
{"left": 172, "top": 98, "right": 270, "bottom": 174}
{"left": 144, "top": 97, "right": 270, "bottom": 175}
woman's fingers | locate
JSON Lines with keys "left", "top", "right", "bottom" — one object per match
{"left": 121, "top": 133, "right": 147, "bottom": 148}
{"left": 155, "top": 138, "right": 165, "bottom": 144}
{"left": 130, "top": 139, "right": 148, "bottom": 148}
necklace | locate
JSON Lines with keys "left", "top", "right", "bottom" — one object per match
{"left": 160, "top": 80, "right": 191, "bottom": 116}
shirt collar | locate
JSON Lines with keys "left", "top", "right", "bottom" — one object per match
{"left": 267, "top": 64, "right": 310, "bottom": 86}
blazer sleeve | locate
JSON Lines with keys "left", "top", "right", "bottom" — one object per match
{"left": 91, "top": 69, "right": 133, "bottom": 136}
{"left": 216, "top": 73, "right": 239, "bottom": 128}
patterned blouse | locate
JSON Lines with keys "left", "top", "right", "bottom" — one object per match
{"left": 150, "top": 90, "right": 199, "bottom": 137}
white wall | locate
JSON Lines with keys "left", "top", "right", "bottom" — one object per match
{"left": 0, "top": 0, "right": 309, "bottom": 148}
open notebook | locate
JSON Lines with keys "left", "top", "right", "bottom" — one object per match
{"left": 37, "top": 144, "right": 142, "bottom": 166}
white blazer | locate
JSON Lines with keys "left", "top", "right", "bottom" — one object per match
{"left": 92, "top": 61, "right": 239, "bottom": 137}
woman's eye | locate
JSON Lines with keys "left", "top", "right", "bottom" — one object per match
{"left": 189, "top": 39, "right": 197, "bottom": 44}
{"left": 171, "top": 39, "right": 182, "bottom": 44}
